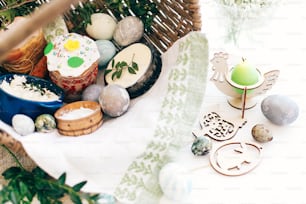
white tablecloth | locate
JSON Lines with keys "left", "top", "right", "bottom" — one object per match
{"left": 1, "top": 0, "right": 306, "bottom": 203}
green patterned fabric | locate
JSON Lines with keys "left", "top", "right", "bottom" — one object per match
{"left": 114, "top": 32, "right": 209, "bottom": 203}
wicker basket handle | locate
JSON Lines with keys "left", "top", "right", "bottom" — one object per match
{"left": 0, "top": 129, "right": 27, "bottom": 156}
{"left": 0, "top": 0, "right": 84, "bottom": 62}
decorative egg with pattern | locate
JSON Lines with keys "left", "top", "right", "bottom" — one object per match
{"left": 251, "top": 124, "right": 273, "bottom": 143}
{"left": 35, "top": 114, "right": 57, "bottom": 133}
{"left": 191, "top": 135, "right": 212, "bottom": 156}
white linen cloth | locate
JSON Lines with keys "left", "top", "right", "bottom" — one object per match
{"left": 0, "top": 31, "right": 209, "bottom": 204}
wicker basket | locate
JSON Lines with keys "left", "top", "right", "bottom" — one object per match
{"left": 0, "top": 0, "right": 202, "bottom": 183}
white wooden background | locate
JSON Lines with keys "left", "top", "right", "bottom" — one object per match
{"left": 160, "top": 0, "right": 306, "bottom": 203}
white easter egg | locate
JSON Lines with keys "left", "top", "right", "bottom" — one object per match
{"left": 86, "top": 13, "right": 117, "bottom": 40}
{"left": 159, "top": 163, "right": 192, "bottom": 201}
{"left": 12, "top": 114, "right": 35, "bottom": 136}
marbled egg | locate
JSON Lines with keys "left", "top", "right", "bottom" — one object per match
{"left": 113, "top": 16, "right": 144, "bottom": 46}
{"left": 82, "top": 84, "right": 103, "bottom": 102}
{"left": 35, "top": 114, "right": 56, "bottom": 133}
{"left": 99, "top": 84, "right": 130, "bottom": 117}
{"left": 95, "top": 40, "right": 117, "bottom": 67}
{"left": 159, "top": 162, "right": 192, "bottom": 202}
{"left": 86, "top": 13, "right": 117, "bottom": 40}
{"left": 261, "top": 95, "right": 299, "bottom": 126}
{"left": 252, "top": 124, "right": 273, "bottom": 143}
{"left": 191, "top": 135, "right": 212, "bottom": 156}
{"left": 12, "top": 114, "right": 35, "bottom": 135}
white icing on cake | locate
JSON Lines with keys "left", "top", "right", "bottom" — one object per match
{"left": 105, "top": 43, "right": 152, "bottom": 88}
{"left": 45, "top": 33, "right": 100, "bottom": 77}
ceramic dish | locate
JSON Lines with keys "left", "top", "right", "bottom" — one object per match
{"left": 0, "top": 74, "right": 64, "bottom": 125}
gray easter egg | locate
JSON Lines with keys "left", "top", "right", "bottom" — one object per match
{"left": 99, "top": 84, "right": 130, "bottom": 117}
{"left": 12, "top": 114, "right": 35, "bottom": 136}
{"left": 252, "top": 124, "right": 273, "bottom": 143}
{"left": 261, "top": 95, "right": 299, "bottom": 126}
{"left": 113, "top": 16, "right": 144, "bottom": 46}
{"left": 82, "top": 84, "right": 103, "bottom": 102}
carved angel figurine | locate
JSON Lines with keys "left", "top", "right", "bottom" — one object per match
{"left": 210, "top": 52, "right": 280, "bottom": 109}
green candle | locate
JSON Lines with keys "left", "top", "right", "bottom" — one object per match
{"left": 231, "top": 58, "right": 259, "bottom": 86}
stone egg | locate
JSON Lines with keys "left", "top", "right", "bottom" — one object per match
{"left": 159, "top": 162, "right": 192, "bottom": 202}
{"left": 12, "top": 114, "right": 35, "bottom": 136}
{"left": 191, "top": 135, "right": 212, "bottom": 156}
{"left": 113, "top": 16, "right": 144, "bottom": 46}
{"left": 261, "top": 95, "right": 299, "bottom": 126}
{"left": 35, "top": 114, "right": 56, "bottom": 133}
{"left": 252, "top": 124, "right": 273, "bottom": 143}
{"left": 95, "top": 40, "right": 117, "bottom": 67}
{"left": 86, "top": 13, "right": 117, "bottom": 40}
{"left": 99, "top": 84, "right": 130, "bottom": 117}
{"left": 82, "top": 84, "right": 103, "bottom": 102}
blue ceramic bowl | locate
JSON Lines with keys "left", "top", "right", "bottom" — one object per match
{"left": 0, "top": 74, "right": 64, "bottom": 125}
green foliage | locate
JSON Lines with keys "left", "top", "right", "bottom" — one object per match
{"left": 0, "top": 145, "right": 100, "bottom": 204}
{"left": 0, "top": 166, "right": 100, "bottom": 204}
{"left": 69, "top": 2, "right": 100, "bottom": 33}
{"left": 105, "top": 0, "right": 158, "bottom": 31}
{"left": 0, "top": 0, "right": 41, "bottom": 29}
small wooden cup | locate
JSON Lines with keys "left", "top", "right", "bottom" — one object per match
{"left": 54, "top": 101, "right": 103, "bottom": 136}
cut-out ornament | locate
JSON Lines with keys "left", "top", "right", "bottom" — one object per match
{"left": 194, "top": 112, "right": 247, "bottom": 141}
{"left": 210, "top": 141, "right": 263, "bottom": 176}
{"left": 210, "top": 52, "right": 280, "bottom": 112}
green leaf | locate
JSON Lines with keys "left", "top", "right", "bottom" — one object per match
{"left": 117, "top": 69, "right": 123, "bottom": 78}
{"left": 115, "top": 61, "right": 121, "bottom": 69}
{"left": 58, "top": 173, "right": 66, "bottom": 185}
{"left": 69, "top": 193, "right": 82, "bottom": 204}
{"left": 72, "top": 181, "right": 87, "bottom": 192}
{"left": 111, "top": 59, "right": 115, "bottom": 68}
{"left": 104, "top": 69, "right": 112, "bottom": 76}
{"left": 132, "top": 62, "right": 139, "bottom": 70}
{"left": 2, "top": 167, "right": 22, "bottom": 179}
{"left": 120, "top": 61, "right": 128, "bottom": 67}
{"left": 128, "top": 66, "right": 137, "bottom": 74}
{"left": 112, "top": 71, "right": 118, "bottom": 80}
{"left": 32, "top": 167, "right": 48, "bottom": 178}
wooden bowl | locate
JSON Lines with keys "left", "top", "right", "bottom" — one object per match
{"left": 54, "top": 101, "right": 103, "bottom": 136}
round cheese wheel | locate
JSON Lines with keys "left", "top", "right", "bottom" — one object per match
{"left": 104, "top": 43, "right": 161, "bottom": 98}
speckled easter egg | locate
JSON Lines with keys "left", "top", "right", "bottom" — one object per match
{"left": 159, "top": 163, "right": 192, "bottom": 202}
{"left": 95, "top": 40, "right": 116, "bottom": 67}
{"left": 12, "top": 114, "right": 35, "bottom": 135}
{"left": 35, "top": 114, "right": 56, "bottom": 133}
{"left": 82, "top": 84, "right": 103, "bottom": 102}
{"left": 261, "top": 95, "right": 299, "bottom": 126}
{"left": 191, "top": 135, "right": 212, "bottom": 156}
{"left": 113, "top": 16, "right": 144, "bottom": 46}
{"left": 252, "top": 124, "right": 273, "bottom": 143}
{"left": 86, "top": 13, "right": 117, "bottom": 40}
{"left": 99, "top": 84, "right": 130, "bottom": 117}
